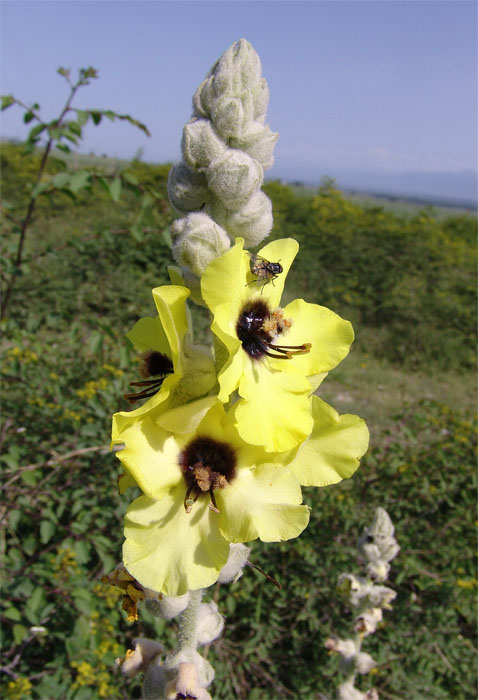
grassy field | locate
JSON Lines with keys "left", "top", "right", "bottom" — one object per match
{"left": 1, "top": 142, "right": 476, "bottom": 699}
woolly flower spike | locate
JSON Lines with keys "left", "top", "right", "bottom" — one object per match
{"left": 112, "top": 284, "right": 215, "bottom": 442}
{"left": 201, "top": 237, "right": 354, "bottom": 452}
{"left": 114, "top": 399, "right": 309, "bottom": 596}
{"left": 168, "top": 38, "right": 277, "bottom": 294}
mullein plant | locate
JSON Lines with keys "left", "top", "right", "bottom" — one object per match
{"left": 325, "top": 508, "right": 400, "bottom": 700}
{"left": 110, "top": 39, "right": 369, "bottom": 699}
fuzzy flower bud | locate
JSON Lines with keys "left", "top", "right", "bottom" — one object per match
{"left": 163, "top": 649, "right": 214, "bottom": 690}
{"left": 152, "top": 593, "right": 190, "bottom": 620}
{"left": 229, "top": 122, "right": 279, "bottom": 170}
{"left": 354, "top": 608, "right": 383, "bottom": 636}
{"left": 119, "top": 637, "right": 165, "bottom": 678}
{"left": 218, "top": 543, "right": 251, "bottom": 583}
{"left": 171, "top": 212, "right": 230, "bottom": 277}
{"left": 206, "top": 150, "right": 263, "bottom": 210}
{"left": 182, "top": 119, "right": 226, "bottom": 171}
{"left": 355, "top": 651, "right": 376, "bottom": 674}
{"left": 168, "top": 161, "right": 209, "bottom": 213}
{"left": 196, "top": 601, "right": 224, "bottom": 645}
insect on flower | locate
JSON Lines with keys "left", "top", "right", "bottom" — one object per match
{"left": 247, "top": 253, "right": 283, "bottom": 293}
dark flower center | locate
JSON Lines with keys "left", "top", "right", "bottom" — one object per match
{"left": 179, "top": 436, "right": 236, "bottom": 513}
{"left": 236, "top": 299, "right": 311, "bottom": 360}
{"left": 123, "top": 351, "right": 173, "bottom": 404}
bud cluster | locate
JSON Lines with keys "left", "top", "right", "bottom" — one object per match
{"left": 325, "top": 508, "right": 399, "bottom": 700}
{"left": 118, "top": 545, "right": 250, "bottom": 699}
{"left": 168, "top": 39, "right": 278, "bottom": 299}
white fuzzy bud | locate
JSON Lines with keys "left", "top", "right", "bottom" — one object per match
{"left": 211, "top": 92, "right": 254, "bottom": 139}
{"left": 171, "top": 212, "right": 230, "bottom": 277}
{"left": 252, "top": 78, "right": 270, "bottom": 122}
{"left": 206, "top": 150, "right": 263, "bottom": 210}
{"left": 354, "top": 608, "right": 383, "bottom": 636}
{"left": 196, "top": 602, "right": 224, "bottom": 645}
{"left": 338, "top": 681, "right": 368, "bottom": 700}
{"left": 168, "top": 161, "right": 209, "bottom": 213}
{"left": 192, "top": 77, "right": 215, "bottom": 119}
{"left": 182, "top": 119, "right": 226, "bottom": 171}
{"left": 366, "top": 559, "right": 390, "bottom": 582}
{"left": 155, "top": 593, "right": 190, "bottom": 620}
{"left": 355, "top": 651, "right": 377, "bottom": 674}
{"left": 164, "top": 649, "right": 214, "bottom": 690}
{"left": 224, "top": 190, "right": 273, "bottom": 246}
{"left": 218, "top": 543, "right": 251, "bottom": 583}
{"left": 120, "top": 637, "right": 165, "bottom": 678}
{"left": 211, "top": 39, "right": 262, "bottom": 98}
{"left": 230, "top": 122, "right": 279, "bottom": 170}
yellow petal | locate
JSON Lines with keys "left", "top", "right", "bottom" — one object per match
{"left": 116, "top": 418, "right": 183, "bottom": 500}
{"left": 217, "top": 463, "right": 310, "bottom": 542}
{"left": 236, "top": 363, "right": 313, "bottom": 452}
{"left": 282, "top": 298, "right": 354, "bottom": 376}
{"left": 285, "top": 395, "right": 369, "bottom": 486}
{"left": 124, "top": 492, "right": 229, "bottom": 596}
{"left": 127, "top": 316, "right": 169, "bottom": 354}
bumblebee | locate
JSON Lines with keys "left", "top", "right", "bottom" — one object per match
{"left": 247, "top": 254, "right": 283, "bottom": 292}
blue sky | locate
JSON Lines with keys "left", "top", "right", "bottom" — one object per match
{"left": 1, "top": 1, "right": 477, "bottom": 192}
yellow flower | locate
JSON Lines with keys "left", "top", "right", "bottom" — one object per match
{"left": 115, "top": 399, "right": 309, "bottom": 595}
{"left": 201, "top": 237, "right": 354, "bottom": 451}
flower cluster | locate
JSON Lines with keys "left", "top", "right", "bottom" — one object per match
{"left": 111, "top": 39, "right": 368, "bottom": 601}
{"left": 112, "top": 233, "right": 368, "bottom": 597}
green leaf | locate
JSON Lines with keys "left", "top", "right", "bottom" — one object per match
{"left": 130, "top": 224, "right": 144, "bottom": 242}
{"left": 68, "top": 121, "right": 82, "bottom": 136}
{"left": 28, "top": 123, "right": 46, "bottom": 140}
{"left": 55, "top": 143, "right": 71, "bottom": 154}
{"left": 90, "top": 110, "right": 102, "bottom": 125}
{"left": 108, "top": 177, "right": 122, "bottom": 202}
{"left": 53, "top": 172, "right": 71, "bottom": 189}
{"left": 69, "top": 170, "right": 90, "bottom": 193}
{"left": 75, "top": 109, "right": 89, "bottom": 126}
{"left": 23, "top": 111, "right": 35, "bottom": 123}
{"left": 27, "top": 587, "right": 46, "bottom": 614}
{"left": 1, "top": 95, "right": 15, "bottom": 110}
{"left": 3, "top": 607, "right": 21, "bottom": 622}
{"left": 31, "top": 181, "right": 50, "bottom": 199}
{"left": 40, "top": 521, "right": 56, "bottom": 544}
{"left": 13, "top": 624, "right": 27, "bottom": 645}
{"left": 20, "top": 470, "right": 38, "bottom": 486}
{"left": 122, "top": 171, "right": 139, "bottom": 186}
{"left": 88, "top": 332, "right": 103, "bottom": 355}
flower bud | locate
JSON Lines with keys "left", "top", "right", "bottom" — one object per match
{"left": 196, "top": 602, "right": 224, "bottom": 645}
{"left": 193, "top": 77, "right": 214, "bottom": 118}
{"left": 171, "top": 212, "right": 230, "bottom": 277}
{"left": 354, "top": 608, "right": 382, "bottom": 636}
{"left": 153, "top": 593, "right": 190, "bottom": 620}
{"left": 222, "top": 191, "right": 273, "bottom": 246}
{"left": 212, "top": 39, "right": 262, "bottom": 98}
{"left": 218, "top": 543, "right": 251, "bottom": 583}
{"left": 252, "top": 78, "right": 270, "bottom": 123}
{"left": 120, "top": 637, "right": 165, "bottom": 678}
{"left": 206, "top": 150, "right": 263, "bottom": 210}
{"left": 168, "top": 161, "right": 209, "bottom": 213}
{"left": 338, "top": 681, "right": 367, "bottom": 700}
{"left": 355, "top": 651, "right": 376, "bottom": 674}
{"left": 164, "top": 649, "right": 214, "bottom": 690}
{"left": 366, "top": 559, "right": 390, "bottom": 582}
{"left": 230, "top": 122, "right": 279, "bottom": 170}
{"left": 211, "top": 92, "right": 254, "bottom": 139}
{"left": 182, "top": 119, "right": 226, "bottom": 172}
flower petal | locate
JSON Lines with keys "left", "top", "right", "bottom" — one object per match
{"left": 115, "top": 418, "right": 183, "bottom": 500}
{"left": 152, "top": 285, "right": 190, "bottom": 373}
{"left": 124, "top": 492, "right": 230, "bottom": 596}
{"left": 217, "top": 464, "right": 310, "bottom": 542}
{"left": 127, "top": 316, "right": 169, "bottom": 354}
{"left": 285, "top": 396, "right": 370, "bottom": 486}
{"left": 201, "top": 238, "right": 247, "bottom": 322}
{"left": 236, "top": 363, "right": 313, "bottom": 452}
{"left": 254, "top": 237, "right": 299, "bottom": 307}
{"left": 156, "top": 396, "right": 218, "bottom": 434}
{"left": 282, "top": 298, "right": 354, "bottom": 376}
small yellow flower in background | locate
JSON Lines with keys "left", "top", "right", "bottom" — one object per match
{"left": 6, "top": 677, "right": 32, "bottom": 700}
{"left": 201, "top": 237, "right": 354, "bottom": 452}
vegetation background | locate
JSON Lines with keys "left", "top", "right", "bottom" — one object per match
{"left": 1, "top": 126, "right": 476, "bottom": 700}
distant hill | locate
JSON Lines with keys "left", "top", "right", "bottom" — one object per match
{"left": 272, "top": 165, "right": 478, "bottom": 209}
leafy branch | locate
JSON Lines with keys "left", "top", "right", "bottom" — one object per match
{"left": 0, "top": 66, "right": 150, "bottom": 320}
